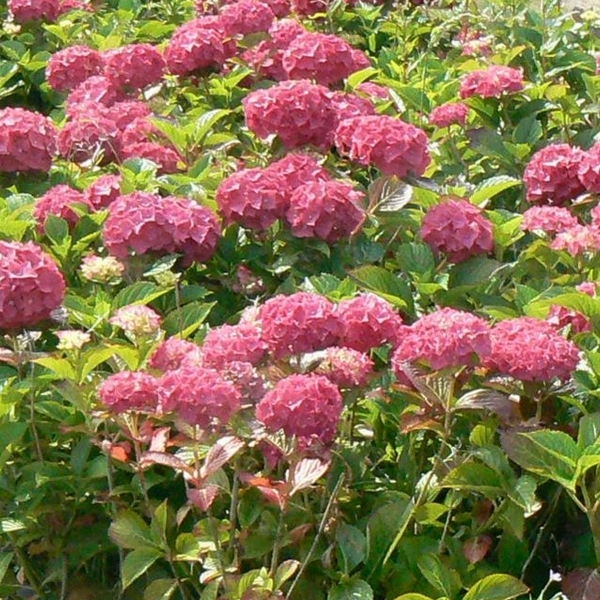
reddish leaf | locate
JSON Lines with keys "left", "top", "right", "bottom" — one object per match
{"left": 289, "top": 523, "right": 313, "bottom": 545}
{"left": 200, "top": 436, "right": 244, "bottom": 480}
{"left": 149, "top": 426, "right": 170, "bottom": 452}
{"left": 455, "top": 389, "right": 522, "bottom": 424}
{"left": 240, "top": 472, "right": 288, "bottom": 509}
{"left": 463, "top": 535, "right": 493, "bottom": 564}
{"left": 108, "top": 442, "right": 131, "bottom": 462}
{"left": 288, "top": 457, "right": 330, "bottom": 496}
{"left": 139, "top": 451, "right": 194, "bottom": 475}
{"left": 188, "top": 485, "right": 220, "bottom": 511}
{"left": 562, "top": 568, "right": 600, "bottom": 600}
{"left": 400, "top": 412, "right": 444, "bottom": 434}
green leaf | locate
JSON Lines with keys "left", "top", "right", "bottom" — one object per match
{"left": 162, "top": 301, "right": 216, "bottom": 338}
{"left": 416, "top": 553, "right": 460, "bottom": 598}
{"left": 44, "top": 214, "right": 70, "bottom": 243}
{"left": 144, "top": 579, "right": 178, "bottom": 600}
{"left": 0, "top": 552, "right": 13, "bottom": 583}
{"left": 578, "top": 413, "right": 600, "bottom": 449}
{"left": 348, "top": 266, "right": 414, "bottom": 314}
{"left": 33, "top": 357, "right": 76, "bottom": 380}
{"left": 501, "top": 429, "right": 580, "bottom": 490}
{"left": 512, "top": 115, "right": 543, "bottom": 145}
{"left": 395, "top": 243, "right": 435, "bottom": 277}
{"left": 471, "top": 176, "right": 521, "bottom": 206}
{"left": 109, "top": 511, "right": 157, "bottom": 550}
{"left": 448, "top": 257, "right": 504, "bottom": 288}
{"left": 462, "top": 573, "right": 529, "bottom": 600}
{"left": 0, "top": 422, "right": 28, "bottom": 449}
{"left": 122, "top": 547, "right": 162, "bottom": 589}
{"left": 328, "top": 579, "right": 374, "bottom": 600}
{"left": 70, "top": 438, "right": 92, "bottom": 476}
{"left": 442, "top": 462, "right": 504, "bottom": 495}
{"left": 112, "top": 282, "right": 170, "bottom": 309}
{"left": 274, "top": 560, "right": 300, "bottom": 589}
{"left": 336, "top": 523, "right": 366, "bottom": 574}
{"left": 392, "top": 595, "right": 434, "bottom": 600}
{"left": 151, "top": 500, "right": 169, "bottom": 547}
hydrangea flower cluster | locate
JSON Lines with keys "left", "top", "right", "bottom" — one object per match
{"left": 220, "top": 0, "right": 275, "bottom": 36}
{"left": 46, "top": 45, "right": 103, "bottom": 92}
{"left": 484, "top": 317, "right": 580, "bottom": 381}
{"left": 459, "top": 65, "right": 524, "bottom": 99}
{"left": 80, "top": 255, "right": 124, "bottom": 283}
{"left": 256, "top": 374, "right": 342, "bottom": 443}
{"left": 521, "top": 206, "right": 578, "bottom": 235}
{"left": 110, "top": 305, "right": 162, "bottom": 337}
{"left": 83, "top": 174, "right": 122, "bottom": 210}
{"left": 103, "top": 44, "right": 166, "bottom": 92}
{"left": 33, "top": 184, "right": 90, "bottom": 233}
{"left": 0, "top": 241, "right": 66, "bottom": 331}
{"left": 334, "top": 115, "right": 430, "bottom": 177}
{"left": 429, "top": 102, "right": 469, "bottom": 128}
{"left": 577, "top": 142, "right": 600, "bottom": 194}
{"left": 8, "top": 0, "right": 60, "bottom": 21}
{"left": 102, "top": 192, "right": 221, "bottom": 266}
{"left": 392, "top": 308, "right": 491, "bottom": 372}
{"left": 315, "top": 347, "right": 374, "bottom": 388}
{"left": 0, "top": 108, "right": 57, "bottom": 173}
{"left": 98, "top": 371, "right": 160, "bottom": 413}
{"left": 420, "top": 198, "right": 494, "bottom": 263}
{"left": 148, "top": 337, "right": 204, "bottom": 372}
{"left": 201, "top": 323, "right": 267, "bottom": 367}
{"left": 550, "top": 225, "right": 600, "bottom": 256}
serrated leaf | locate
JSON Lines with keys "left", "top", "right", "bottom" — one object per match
{"left": 122, "top": 547, "right": 162, "bottom": 589}
{"left": 369, "top": 176, "right": 413, "bottom": 213}
{"left": 417, "top": 553, "right": 459, "bottom": 597}
{"left": 501, "top": 429, "right": 580, "bottom": 491}
{"left": 288, "top": 457, "right": 330, "bottom": 496}
{"left": 336, "top": 524, "right": 366, "bottom": 574}
{"left": 471, "top": 176, "right": 521, "bottom": 206}
{"left": 578, "top": 413, "right": 600, "bottom": 448}
{"left": 273, "top": 560, "right": 299, "bottom": 589}
{"left": 33, "top": 357, "right": 76, "bottom": 380}
{"left": 0, "top": 422, "right": 28, "bottom": 450}
{"left": 442, "top": 462, "right": 504, "bottom": 495}
{"left": 348, "top": 266, "right": 414, "bottom": 314}
{"left": 112, "top": 282, "right": 170, "bottom": 309}
{"left": 144, "top": 578, "right": 177, "bottom": 600}
{"left": 44, "top": 214, "right": 70, "bottom": 242}
{"left": 109, "top": 511, "right": 157, "bottom": 550}
{"left": 162, "top": 301, "right": 215, "bottom": 337}
{"left": 448, "top": 257, "right": 504, "bottom": 287}
{"left": 328, "top": 579, "right": 373, "bottom": 600}
{"left": 463, "top": 573, "right": 528, "bottom": 600}
{"left": 200, "top": 436, "right": 244, "bottom": 480}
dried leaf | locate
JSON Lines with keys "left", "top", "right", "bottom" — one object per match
{"left": 149, "top": 427, "right": 171, "bottom": 452}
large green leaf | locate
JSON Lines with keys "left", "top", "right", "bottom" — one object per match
{"left": 122, "top": 547, "right": 162, "bottom": 589}
{"left": 462, "top": 574, "right": 528, "bottom": 600}
{"left": 501, "top": 429, "right": 580, "bottom": 491}
{"left": 348, "top": 266, "right": 414, "bottom": 314}
{"left": 470, "top": 176, "right": 521, "bottom": 206}
{"left": 328, "top": 579, "right": 374, "bottom": 600}
{"left": 112, "top": 282, "right": 170, "bottom": 309}
{"left": 109, "top": 511, "right": 157, "bottom": 550}
{"left": 336, "top": 523, "right": 366, "bottom": 574}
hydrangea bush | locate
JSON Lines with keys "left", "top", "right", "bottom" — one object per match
{"left": 1, "top": 0, "right": 600, "bottom": 599}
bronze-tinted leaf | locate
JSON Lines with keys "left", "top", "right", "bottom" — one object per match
{"left": 463, "top": 535, "right": 493, "bottom": 564}
{"left": 200, "top": 435, "right": 244, "bottom": 480}
{"left": 187, "top": 485, "right": 220, "bottom": 512}
{"left": 455, "top": 389, "right": 522, "bottom": 424}
{"left": 562, "top": 568, "right": 600, "bottom": 600}
{"left": 288, "top": 457, "right": 330, "bottom": 497}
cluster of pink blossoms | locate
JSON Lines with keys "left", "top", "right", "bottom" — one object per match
{"left": 0, "top": 241, "right": 66, "bottom": 331}
{"left": 420, "top": 198, "right": 494, "bottom": 263}
{"left": 429, "top": 102, "right": 469, "bottom": 128}
{"left": 33, "top": 184, "right": 91, "bottom": 233}
{"left": 102, "top": 192, "right": 221, "bottom": 266}
{"left": 8, "top": 0, "right": 92, "bottom": 21}
{"left": 459, "top": 65, "right": 524, "bottom": 99}
{"left": 521, "top": 206, "right": 578, "bottom": 235}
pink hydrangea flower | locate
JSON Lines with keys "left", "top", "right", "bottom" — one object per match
{"left": 484, "top": 317, "right": 580, "bottom": 381}
{"left": 65, "top": 76, "right": 126, "bottom": 118}
{"left": 57, "top": 0, "right": 93, "bottom": 13}
{"left": 84, "top": 174, "right": 122, "bottom": 210}
{"left": 0, "top": 108, "right": 57, "bottom": 173}
{"left": 9, "top": 0, "right": 59, "bottom": 21}
{"left": 429, "top": 102, "right": 469, "bottom": 128}
{"left": 337, "top": 293, "right": 403, "bottom": 352}
{"left": 334, "top": 115, "right": 430, "bottom": 177}
{"left": 34, "top": 184, "right": 91, "bottom": 233}
{"left": 0, "top": 241, "right": 66, "bottom": 331}
{"left": 578, "top": 142, "right": 600, "bottom": 194}
{"left": 105, "top": 101, "right": 152, "bottom": 132}
{"left": 110, "top": 305, "right": 162, "bottom": 337}
{"left": 546, "top": 281, "right": 597, "bottom": 334}
{"left": 165, "top": 18, "right": 236, "bottom": 76}
{"left": 160, "top": 366, "right": 241, "bottom": 427}
{"left": 315, "top": 347, "right": 374, "bottom": 388}
{"left": 258, "top": 292, "right": 340, "bottom": 358}
{"left": 550, "top": 225, "right": 600, "bottom": 255}
{"left": 523, "top": 144, "right": 586, "bottom": 205}
{"left": 220, "top": 0, "right": 275, "bottom": 36}
{"left": 98, "top": 371, "right": 160, "bottom": 413}
{"left": 265, "top": 153, "right": 331, "bottom": 191}
{"left": 459, "top": 65, "right": 524, "bottom": 99}
{"left": 119, "top": 142, "right": 184, "bottom": 175}
{"left": 421, "top": 198, "right": 494, "bottom": 263}
{"left": 148, "top": 337, "right": 204, "bottom": 372}
{"left": 46, "top": 45, "right": 103, "bottom": 92}
{"left": 256, "top": 374, "right": 342, "bottom": 442}
{"left": 201, "top": 323, "right": 267, "bottom": 367}
{"left": 243, "top": 80, "right": 336, "bottom": 150}
{"left": 329, "top": 91, "right": 376, "bottom": 125}
{"left": 392, "top": 308, "right": 491, "bottom": 371}
{"left": 290, "top": 0, "right": 327, "bottom": 16}
{"left": 356, "top": 82, "right": 390, "bottom": 101}
{"left": 282, "top": 32, "right": 368, "bottom": 87}
{"left": 219, "top": 361, "right": 267, "bottom": 402}
{"left": 521, "top": 206, "right": 578, "bottom": 235}
{"left": 216, "top": 167, "right": 289, "bottom": 230}
{"left": 103, "top": 44, "right": 166, "bottom": 92}
{"left": 285, "top": 180, "right": 366, "bottom": 244}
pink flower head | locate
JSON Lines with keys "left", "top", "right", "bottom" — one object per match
{"left": 202, "top": 323, "right": 267, "bottom": 367}
{"left": 103, "top": 192, "right": 220, "bottom": 265}
{"left": 329, "top": 91, "right": 376, "bottom": 125}
{"left": 119, "top": 142, "right": 184, "bottom": 175}
{"left": 259, "top": 292, "right": 340, "bottom": 358}
{"left": 241, "top": 41, "right": 288, "bottom": 82}
{"left": 578, "top": 142, "right": 600, "bottom": 194}
{"left": 46, "top": 45, "right": 103, "bottom": 92}
{"left": 550, "top": 225, "right": 600, "bottom": 256}
{"left": 269, "top": 17, "right": 305, "bottom": 44}
{"left": 110, "top": 305, "right": 162, "bottom": 336}
{"left": 106, "top": 101, "right": 152, "bottom": 132}
{"left": 290, "top": 0, "right": 327, "bottom": 16}
{"left": 149, "top": 337, "right": 204, "bottom": 372}
{"left": 165, "top": 18, "right": 236, "bottom": 76}
{"left": 57, "top": 109, "right": 121, "bottom": 164}
{"left": 356, "top": 82, "right": 390, "bottom": 101}
{"left": 0, "top": 241, "right": 66, "bottom": 331}
{"left": 219, "top": 361, "right": 267, "bottom": 402}
{"left": 265, "top": 153, "right": 331, "bottom": 191}
{"left": 34, "top": 184, "right": 91, "bottom": 233}
{"left": 84, "top": 174, "right": 122, "bottom": 210}
{"left": 80, "top": 254, "right": 124, "bottom": 283}
{"left": 220, "top": 0, "right": 275, "bottom": 36}
{"left": 0, "top": 108, "right": 57, "bottom": 173}
{"left": 57, "top": 0, "right": 94, "bottom": 13}
{"left": 65, "top": 76, "right": 126, "bottom": 118}
{"left": 421, "top": 198, "right": 494, "bottom": 263}
{"left": 256, "top": 374, "right": 342, "bottom": 443}
{"left": 459, "top": 65, "right": 524, "bottom": 99}
{"left": 315, "top": 346, "right": 374, "bottom": 388}
{"left": 216, "top": 167, "right": 289, "bottom": 230}
{"left": 98, "top": 371, "right": 160, "bottom": 413}
{"left": 285, "top": 180, "right": 366, "bottom": 244}
{"left": 243, "top": 80, "right": 336, "bottom": 150}
{"left": 392, "top": 308, "right": 491, "bottom": 371}
{"left": 9, "top": 0, "right": 59, "bottom": 21}
{"left": 334, "top": 115, "right": 430, "bottom": 177}
{"left": 521, "top": 206, "right": 578, "bottom": 235}
{"left": 103, "top": 44, "right": 166, "bottom": 92}
{"left": 282, "top": 32, "right": 368, "bottom": 87}
{"left": 484, "top": 317, "right": 580, "bottom": 381}
{"left": 429, "top": 102, "right": 469, "bottom": 128}
{"left": 160, "top": 366, "right": 241, "bottom": 427}
{"left": 337, "top": 293, "right": 403, "bottom": 352}
{"left": 524, "top": 144, "right": 586, "bottom": 206}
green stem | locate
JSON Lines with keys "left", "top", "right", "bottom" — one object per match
{"left": 269, "top": 509, "right": 286, "bottom": 578}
